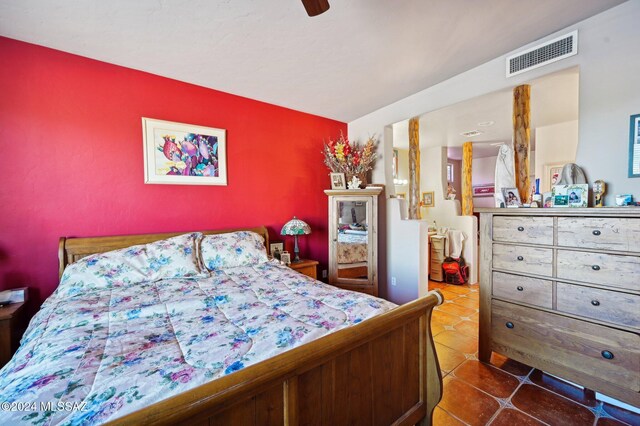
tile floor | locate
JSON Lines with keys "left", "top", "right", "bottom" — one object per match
{"left": 428, "top": 281, "right": 640, "bottom": 426}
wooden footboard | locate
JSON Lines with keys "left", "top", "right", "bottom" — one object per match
{"left": 109, "top": 291, "right": 443, "bottom": 426}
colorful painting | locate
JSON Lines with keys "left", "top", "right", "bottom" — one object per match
{"left": 143, "top": 118, "right": 227, "bottom": 185}
{"left": 472, "top": 184, "right": 495, "bottom": 197}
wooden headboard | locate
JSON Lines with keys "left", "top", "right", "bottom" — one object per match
{"left": 58, "top": 226, "right": 270, "bottom": 280}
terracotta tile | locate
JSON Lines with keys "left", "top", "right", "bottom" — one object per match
{"left": 429, "top": 281, "right": 449, "bottom": 290}
{"left": 437, "top": 302, "right": 477, "bottom": 317}
{"left": 596, "top": 418, "right": 629, "bottom": 426}
{"left": 436, "top": 342, "right": 467, "bottom": 373}
{"left": 431, "top": 320, "right": 446, "bottom": 336}
{"left": 466, "top": 312, "right": 479, "bottom": 323}
{"left": 489, "top": 352, "right": 532, "bottom": 377}
{"left": 453, "top": 360, "right": 519, "bottom": 399}
{"left": 443, "top": 285, "right": 472, "bottom": 295}
{"left": 602, "top": 402, "right": 640, "bottom": 426}
{"left": 435, "top": 331, "right": 478, "bottom": 354}
{"left": 433, "top": 407, "right": 466, "bottom": 426}
{"left": 433, "top": 310, "right": 463, "bottom": 326}
{"left": 511, "top": 384, "right": 595, "bottom": 426}
{"left": 466, "top": 291, "right": 480, "bottom": 300}
{"left": 439, "top": 376, "right": 500, "bottom": 426}
{"left": 529, "top": 369, "right": 597, "bottom": 407}
{"left": 453, "top": 320, "right": 478, "bottom": 338}
{"left": 452, "top": 296, "right": 479, "bottom": 309}
{"left": 440, "top": 289, "right": 462, "bottom": 301}
{"left": 490, "top": 408, "right": 544, "bottom": 425}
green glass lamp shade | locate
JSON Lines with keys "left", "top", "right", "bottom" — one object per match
{"left": 281, "top": 217, "right": 311, "bottom": 262}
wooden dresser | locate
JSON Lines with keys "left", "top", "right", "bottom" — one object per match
{"left": 477, "top": 208, "right": 640, "bottom": 406}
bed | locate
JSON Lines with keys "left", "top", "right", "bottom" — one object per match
{"left": 0, "top": 226, "right": 443, "bottom": 425}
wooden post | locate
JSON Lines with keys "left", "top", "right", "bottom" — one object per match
{"left": 409, "top": 117, "right": 421, "bottom": 220}
{"left": 513, "top": 85, "right": 531, "bottom": 203}
{"left": 461, "top": 142, "right": 473, "bottom": 216}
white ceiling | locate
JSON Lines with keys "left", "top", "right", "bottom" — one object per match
{"left": 0, "top": 0, "right": 622, "bottom": 122}
{"left": 393, "top": 66, "right": 579, "bottom": 159}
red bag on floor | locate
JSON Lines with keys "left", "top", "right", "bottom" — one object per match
{"left": 442, "top": 257, "right": 468, "bottom": 285}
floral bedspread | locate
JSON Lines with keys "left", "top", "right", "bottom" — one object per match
{"left": 337, "top": 232, "right": 368, "bottom": 264}
{"left": 0, "top": 262, "right": 395, "bottom": 425}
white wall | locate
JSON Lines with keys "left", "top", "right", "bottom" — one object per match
{"left": 535, "top": 120, "right": 579, "bottom": 192}
{"left": 472, "top": 155, "right": 498, "bottom": 208}
{"left": 349, "top": 1, "right": 640, "bottom": 299}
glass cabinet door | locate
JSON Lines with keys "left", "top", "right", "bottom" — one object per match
{"left": 332, "top": 197, "right": 372, "bottom": 285}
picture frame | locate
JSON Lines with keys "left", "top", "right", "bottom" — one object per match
{"left": 544, "top": 162, "right": 565, "bottom": 193}
{"left": 502, "top": 188, "right": 522, "bottom": 207}
{"left": 269, "top": 241, "right": 284, "bottom": 259}
{"left": 472, "top": 184, "right": 495, "bottom": 197}
{"left": 280, "top": 251, "right": 291, "bottom": 265}
{"left": 397, "top": 192, "right": 406, "bottom": 199}
{"left": 330, "top": 172, "right": 346, "bottom": 190}
{"left": 552, "top": 184, "right": 588, "bottom": 208}
{"left": 422, "top": 191, "right": 435, "bottom": 207}
{"left": 142, "top": 117, "right": 227, "bottom": 185}
{"left": 629, "top": 113, "right": 640, "bottom": 178}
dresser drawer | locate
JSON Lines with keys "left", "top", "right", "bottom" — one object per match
{"left": 557, "top": 217, "right": 640, "bottom": 252}
{"left": 557, "top": 250, "right": 640, "bottom": 292}
{"left": 493, "top": 216, "right": 553, "bottom": 245}
{"left": 492, "top": 272, "right": 552, "bottom": 308}
{"left": 557, "top": 283, "right": 640, "bottom": 329}
{"left": 491, "top": 300, "right": 640, "bottom": 392}
{"left": 493, "top": 244, "right": 552, "bottom": 276}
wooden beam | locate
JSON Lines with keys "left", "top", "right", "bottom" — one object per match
{"left": 513, "top": 85, "right": 531, "bottom": 203}
{"left": 461, "top": 142, "right": 473, "bottom": 216}
{"left": 409, "top": 117, "right": 421, "bottom": 219}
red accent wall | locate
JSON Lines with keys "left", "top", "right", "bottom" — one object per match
{"left": 0, "top": 37, "right": 345, "bottom": 307}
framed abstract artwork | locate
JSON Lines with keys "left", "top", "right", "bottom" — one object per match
{"left": 472, "top": 184, "right": 495, "bottom": 197}
{"left": 142, "top": 117, "right": 227, "bottom": 185}
{"left": 630, "top": 113, "right": 640, "bottom": 178}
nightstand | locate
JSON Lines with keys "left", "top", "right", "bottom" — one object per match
{"left": 0, "top": 301, "right": 27, "bottom": 368}
{"left": 289, "top": 259, "right": 319, "bottom": 279}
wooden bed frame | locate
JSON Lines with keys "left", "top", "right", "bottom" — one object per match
{"left": 58, "top": 227, "right": 443, "bottom": 425}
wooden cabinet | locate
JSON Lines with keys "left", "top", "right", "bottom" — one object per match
{"left": 0, "top": 302, "right": 27, "bottom": 368}
{"left": 325, "top": 188, "right": 383, "bottom": 296}
{"left": 477, "top": 208, "right": 640, "bottom": 406}
{"left": 289, "top": 259, "right": 319, "bottom": 279}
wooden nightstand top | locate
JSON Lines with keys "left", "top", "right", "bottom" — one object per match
{"left": 289, "top": 259, "right": 319, "bottom": 269}
{"left": 0, "top": 302, "right": 25, "bottom": 321}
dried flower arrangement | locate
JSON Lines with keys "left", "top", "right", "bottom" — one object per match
{"left": 323, "top": 132, "right": 377, "bottom": 188}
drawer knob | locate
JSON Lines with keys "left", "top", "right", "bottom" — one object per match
{"left": 592, "top": 265, "right": 600, "bottom": 271}
{"left": 517, "top": 256, "right": 524, "bottom": 261}
{"left": 601, "top": 350, "right": 614, "bottom": 360}
{"left": 517, "top": 286, "right": 524, "bottom": 291}
{"left": 505, "top": 322, "right": 514, "bottom": 329}
{"left": 591, "top": 300, "right": 600, "bottom": 306}
{"left": 593, "top": 230, "right": 601, "bottom": 236}
{"left": 517, "top": 226, "right": 525, "bottom": 232}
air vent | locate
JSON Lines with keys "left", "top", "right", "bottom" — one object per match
{"left": 506, "top": 31, "right": 578, "bottom": 78}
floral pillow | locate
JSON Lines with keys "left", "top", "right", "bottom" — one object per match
{"left": 58, "top": 233, "right": 205, "bottom": 295}
{"left": 200, "top": 231, "right": 269, "bottom": 270}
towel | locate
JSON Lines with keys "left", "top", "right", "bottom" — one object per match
{"left": 447, "top": 229, "right": 466, "bottom": 258}
{"left": 494, "top": 144, "right": 516, "bottom": 207}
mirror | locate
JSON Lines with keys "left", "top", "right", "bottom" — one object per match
{"left": 336, "top": 199, "right": 369, "bottom": 279}
{"left": 393, "top": 66, "right": 580, "bottom": 207}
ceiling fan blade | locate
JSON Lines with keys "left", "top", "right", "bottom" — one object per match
{"left": 302, "top": 0, "right": 330, "bottom": 16}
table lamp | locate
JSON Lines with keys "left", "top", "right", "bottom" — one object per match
{"left": 280, "top": 216, "right": 311, "bottom": 263}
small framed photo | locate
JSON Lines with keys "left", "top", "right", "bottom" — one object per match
{"left": 502, "top": 188, "right": 522, "bottom": 207}
{"left": 269, "top": 241, "right": 284, "bottom": 259}
{"left": 280, "top": 251, "right": 291, "bottom": 265}
{"left": 552, "top": 184, "right": 588, "bottom": 208}
{"left": 397, "top": 192, "right": 406, "bottom": 199}
{"left": 543, "top": 192, "right": 553, "bottom": 208}
{"left": 422, "top": 191, "right": 435, "bottom": 207}
{"left": 330, "top": 172, "right": 346, "bottom": 190}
